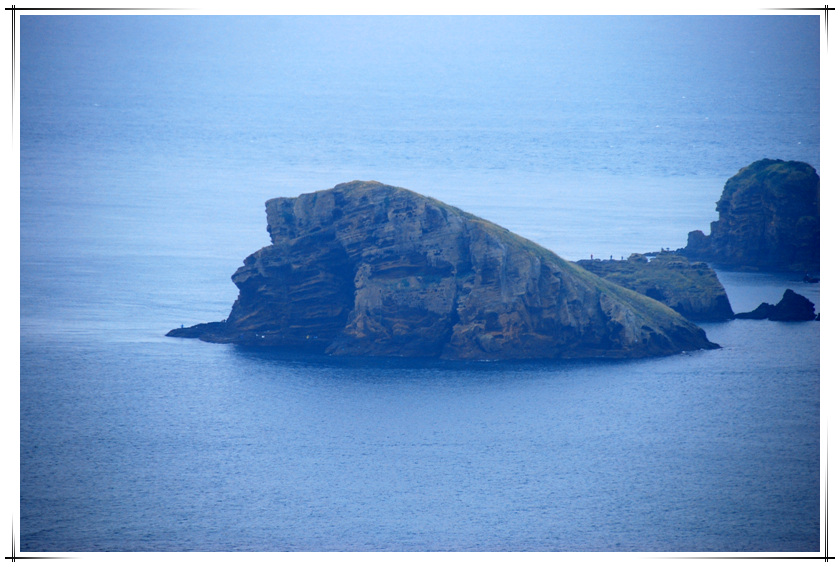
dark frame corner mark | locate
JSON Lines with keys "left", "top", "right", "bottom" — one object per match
{"left": 765, "top": 5, "right": 835, "bottom": 47}
{"left": 6, "top": 520, "right": 76, "bottom": 561}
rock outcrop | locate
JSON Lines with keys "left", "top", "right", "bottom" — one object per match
{"left": 734, "top": 289, "right": 817, "bottom": 321}
{"left": 577, "top": 252, "right": 734, "bottom": 321}
{"left": 679, "top": 159, "right": 819, "bottom": 272}
{"left": 168, "top": 181, "right": 718, "bottom": 360}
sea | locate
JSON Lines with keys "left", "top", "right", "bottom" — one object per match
{"left": 17, "top": 15, "right": 823, "bottom": 553}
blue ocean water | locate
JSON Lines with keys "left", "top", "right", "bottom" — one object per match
{"left": 19, "top": 15, "right": 820, "bottom": 552}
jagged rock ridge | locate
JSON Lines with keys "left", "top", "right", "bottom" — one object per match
{"left": 169, "top": 181, "right": 718, "bottom": 359}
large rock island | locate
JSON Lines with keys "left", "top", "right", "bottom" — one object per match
{"left": 169, "top": 181, "right": 718, "bottom": 360}
{"left": 679, "top": 159, "right": 819, "bottom": 272}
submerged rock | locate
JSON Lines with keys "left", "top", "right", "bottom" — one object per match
{"left": 169, "top": 181, "right": 718, "bottom": 359}
{"left": 577, "top": 252, "right": 734, "bottom": 321}
{"left": 679, "top": 159, "right": 819, "bottom": 272}
{"left": 734, "top": 289, "right": 817, "bottom": 321}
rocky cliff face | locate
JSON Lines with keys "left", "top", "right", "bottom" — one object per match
{"left": 577, "top": 253, "right": 734, "bottom": 321}
{"left": 679, "top": 159, "right": 819, "bottom": 271}
{"left": 169, "top": 181, "right": 718, "bottom": 359}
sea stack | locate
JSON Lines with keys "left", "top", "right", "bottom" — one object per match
{"left": 169, "top": 181, "right": 718, "bottom": 360}
{"left": 679, "top": 159, "right": 819, "bottom": 272}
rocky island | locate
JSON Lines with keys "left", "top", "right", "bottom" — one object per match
{"left": 734, "top": 289, "right": 817, "bottom": 321}
{"left": 169, "top": 181, "right": 718, "bottom": 360}
{"left": 679, "top": 159, "right": 819, "bottom": 272}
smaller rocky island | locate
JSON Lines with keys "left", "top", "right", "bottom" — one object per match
{"left": 679, "top": 159, "right": 819, "bottom": 272}
{"left": 734, "top": 289, "right": 817, "bottom": 321}
{"left": 169, "top": 181, "right": 718, "bottom": 360}
{"left": 577, "top": 252, "right": 734, "bottom": 322}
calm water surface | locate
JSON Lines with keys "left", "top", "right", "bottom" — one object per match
{"left": 19, "top": 15, "right": 820, "bottom": 552}
{"left": 19, "top": 301, "right": 820, "bottom": 551}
